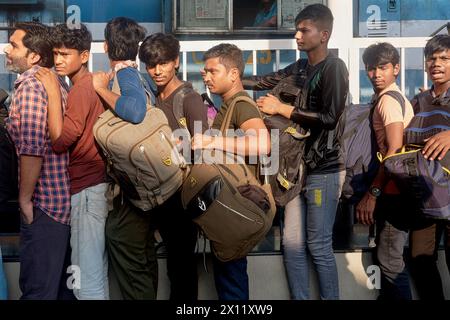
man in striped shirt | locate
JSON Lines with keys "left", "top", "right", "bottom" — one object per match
{"left": 4, "top": 22, "right": 72, "bottom": 300}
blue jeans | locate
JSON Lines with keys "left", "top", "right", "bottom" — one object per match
{"left": 70, "top": 183, "right": 109, "bottom": 300}
{"left": 213, "top": 256, "right": 249, "bottom": 300}
{"left": 0, "top": 246, "right": 7, "bottom": 300}
{"left": 282, "top": 171, "right": 345, "bottom": 300}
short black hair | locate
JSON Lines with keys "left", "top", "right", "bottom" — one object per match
{"left": 362, "top": 42, "right": 400, "bottom": 68}
{"left": 52, "top": 23, "right": 92, "bottom": 52}
{"left": 424, "top": 34, "right": 450, "bottom": 59}
{"left": 139, "top": 33, "right": 179, "bottom": 68}
{"left": 104, "top": 17, "right": 146, "bottom": 61}
{"left": 295, "top": 4, "right": 334, "bottom": 34}
{"left": 13, "top": 22, "right": 54, "bottom": 68}
{"left": 203, "top": 43, "right": 244, "bottom": 78}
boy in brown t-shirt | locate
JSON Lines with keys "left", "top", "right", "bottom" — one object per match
{"left": 35, "top": 24, "right": 109, "bottom": 300}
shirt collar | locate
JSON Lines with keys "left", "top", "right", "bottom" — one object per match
{"left": 14, "top": 65, "right": 40, "bottom": 88}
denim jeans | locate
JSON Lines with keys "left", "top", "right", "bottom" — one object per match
{"left": 71, "top": 183, "right": 109, "bottom": 300}
{"left": 282, "top": 171, "right": 345, "bottom": 300}
{"left": 212, "top": 256, "right": 249, "bottom": 300}
{"left": 0, "top": 246, "right": 7, "bottom": 300}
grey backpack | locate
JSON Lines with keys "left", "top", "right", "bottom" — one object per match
{"left": 93, "top": 75, "right": 189, "bottom": 211}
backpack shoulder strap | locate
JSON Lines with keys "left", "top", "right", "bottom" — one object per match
{"left": 220, "top": 95, "right": 260, "bottom": 133}
{"left": 379, "top": 90, "right": 406, "bottom": 118}
{"left": 172, "top": 85, "right": 195, "bottom": 129}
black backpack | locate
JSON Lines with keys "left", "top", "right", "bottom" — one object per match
{"left": 339, "top": 90, "right": 406, "bottom": 204}
{"left": 262, "top": 59, "right": 318, "bottom": 207}
{"left": 0, "top": 89, "right": 18, "bottom": 203}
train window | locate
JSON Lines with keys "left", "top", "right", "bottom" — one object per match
{"left": 173, "top": 0, "right": 326, "bottom": 34}
{"left": 175, "top": 0, "right": 230, "bottom": 32}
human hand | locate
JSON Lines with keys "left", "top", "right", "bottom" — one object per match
{"left": 19, "top": 199, "right": 34, "bottom": 225}
{"left": 35, "top": 68, "right": 61, "bottom": 98}
{"left": 92, "top": 71, "right": 113, "bottom": 91}
{"left": 356, "top": 192, "right": 377, "bottom": 225}
{"left": 256, "top": 93, "right": 281, "bottom": 115}
{"left": 423, "top": 131, "right": 450, "bottom": 161}
{"left": 191, "top": 133, "right": 215, "bottom": 150}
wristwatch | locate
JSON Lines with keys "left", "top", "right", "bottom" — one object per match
{"left": 369, "top": 186, "right": 382, "bottom": 198}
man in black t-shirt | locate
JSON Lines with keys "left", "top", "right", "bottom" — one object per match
{"left": 243, "top": 4, "right": 349, "bottom": 300}
{"left": 139, "top": 33, "right": 208, "bottom": 301}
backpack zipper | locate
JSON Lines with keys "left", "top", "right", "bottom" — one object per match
{"left": 215, "top": 200, "right": 262, "bottom": 224}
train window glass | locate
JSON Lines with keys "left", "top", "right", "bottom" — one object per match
{"left": 233, "top": 0, "right": 277, "bottom": 30}
{"left": 174, "top": 0, "right": 326, "bottom": 33}
{"left": 175, "top": 0, "right": 229, "bottom": 32}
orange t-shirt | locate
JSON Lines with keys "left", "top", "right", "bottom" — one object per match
{"left": 372, "top": 83, "right": 414, "bottom": 194}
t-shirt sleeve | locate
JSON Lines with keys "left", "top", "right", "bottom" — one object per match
{"left": 52, "top": 84, "right": 90, "bottom": 153}
{"left": 233, "top": 101, "right": 262, "bottom": 129}
{"left": 376, "top": 94, "right": 405, "bottom": 127}
{"left": 183, "top": 92, "right": 208, "bottom": 135}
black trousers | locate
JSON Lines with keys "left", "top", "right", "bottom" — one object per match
{"left": 410, "top": 217, "right": 450, "bottom": 300}
{"left": 154, "top": 191, "right": 199, "bottom": 301}
{"left": 105, "top": 197, "right": 158, "bottom": 300}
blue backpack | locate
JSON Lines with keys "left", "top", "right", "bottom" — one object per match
{"left": 339, "top": 91, "right": 405, "bottom": 204}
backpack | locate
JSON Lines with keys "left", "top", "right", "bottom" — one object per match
{"left": 383, "top": 145, "right": 450, "bottom": 220}
{"left": 201, "top": 93, "right": 218, "bottom": 129}
{"left": 261, "top": 59, "right": 314, "bottom": 207}
{"left": 0, "top": 90, "right": 18, "bottom": 204}
{"left": 93, "top": 75, "right": 189, "bottom": 211}
{"left": 382, "top": 90, "right": 450, "bottom": 220}
{"left": 171, "top": 84, "right": 196, "bottom": 132}
{"left": 339, "top": 90, "right": 406, "bottom": 204}
{"left": 181, "top": 95, "right": 276, "bottom": 262}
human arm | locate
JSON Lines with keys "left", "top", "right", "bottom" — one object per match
{"left": 51, "top": 85, "right": 93, "bottom": 153}
{"left": 242, "top": 62, "right": 297, "bottom": 91}
{"left": 192, "top": 117, "right": 271, "bottom": 156}
{"left": 93, "top": 68, "right": 147, "bottom": 124}
{"left": 19, "top": 155, "right": 42, "bottom": 224}
{"left": 35, "top": 68, "right": 63, "bottom": 143}
{"left": 192, "top": 100, "right": 271, "bottom": 156}
{"left": 289, "top": 59, "right": 349, "bottom": 130}
{"left": 16, "top": 83, "right": 48, "bottom": 224}
{"left": 356, "top": 95, "right": 406, "bottom": 225}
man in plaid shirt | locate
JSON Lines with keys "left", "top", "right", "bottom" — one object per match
{"left": 3, "top": 22, "right": 73, "bottom": 299}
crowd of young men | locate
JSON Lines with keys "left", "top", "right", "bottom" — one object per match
{"left": 1, "top": 3, "right": 449, "bottom": 300}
